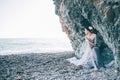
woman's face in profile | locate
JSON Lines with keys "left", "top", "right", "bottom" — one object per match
{"left": 85, "top": 28, "right": 89, "bottom": 35}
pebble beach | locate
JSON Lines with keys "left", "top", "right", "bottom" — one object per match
{"left": 0, "top": 51, "right": 120, "bottom": 80}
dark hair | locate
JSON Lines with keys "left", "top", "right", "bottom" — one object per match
{"left": 85, "top": 26, "right": 96, "bottom": 34}
{"left": 80, "top": 18, "right": 97, "bottom": 34}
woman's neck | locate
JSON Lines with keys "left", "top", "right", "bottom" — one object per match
{"left": 88, "top": 33, "right": 92, "bottom": 36}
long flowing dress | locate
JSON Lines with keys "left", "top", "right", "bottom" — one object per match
{"left": 67, "top": 35, "right": 100, "bottom": 68}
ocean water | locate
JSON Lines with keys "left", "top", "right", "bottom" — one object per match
{"left": 0, "top": 38, "right": 73, "bottom": 55}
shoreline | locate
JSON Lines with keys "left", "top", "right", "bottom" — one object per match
{"left": 0, "top": 50, "right": 74, "bottom": 56}
{"left": 0, "top": 51, "right": 119, "bottom": 80}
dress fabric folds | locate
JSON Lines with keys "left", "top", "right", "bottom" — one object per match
{"left": 67, "top": 36, "right": 99, "bottom": 68}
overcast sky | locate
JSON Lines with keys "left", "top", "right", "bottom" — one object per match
{"left": 0, "top": 0, "right": 67, "bottom": 38}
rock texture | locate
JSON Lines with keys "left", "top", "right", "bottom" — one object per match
{"left": 53, "top": 0, "right": 120, "bottom": 71}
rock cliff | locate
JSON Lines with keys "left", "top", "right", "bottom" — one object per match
{"left": 53, "top": 0, "right": 120, "bottom": 71}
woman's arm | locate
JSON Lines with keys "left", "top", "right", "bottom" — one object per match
{"left": 85, "top": 36, "right": 91, "bottom": 46}
{"left": 89, "top": 35, "right": 97, "bottom": 46}
{"left": 88, "top": 41, "right": 96, "bottom": 46}
{"left": 86, "top": 35, "right": 97, "bottom": 46}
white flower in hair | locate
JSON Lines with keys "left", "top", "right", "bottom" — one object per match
{"left": 89, "top": 26, "right": 93, "bottom": 30}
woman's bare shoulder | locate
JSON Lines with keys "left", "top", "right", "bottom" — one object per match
{"left": 91, "top": 34, "right": 96, "bottom": 39}
{"left": 93, "top": 34, "right": 96, "bottom": 37}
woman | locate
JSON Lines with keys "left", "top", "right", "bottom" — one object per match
{"left": 67, "top": 26, "right": 99, "bottom": 70}
{"left": 84, "top": 26, "right": 99, "bottom": 70}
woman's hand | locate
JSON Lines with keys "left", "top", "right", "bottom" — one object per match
{"left": 88, "top": 41, "right": 96, "bottom": 46}
{"left": 86, "top": 38, "right": 96, "bottom": 47}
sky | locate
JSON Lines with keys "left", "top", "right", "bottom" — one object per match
{"left": 0, "top": 0, "right": 67, "bottom": 38}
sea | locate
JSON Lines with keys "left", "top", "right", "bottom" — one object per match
{"left": 0, "top": 38, "right": 73, "bottom": 55}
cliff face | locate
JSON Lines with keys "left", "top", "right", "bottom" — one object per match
{"left": 53, "top": 0, "right": 120, "bottom": 70}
